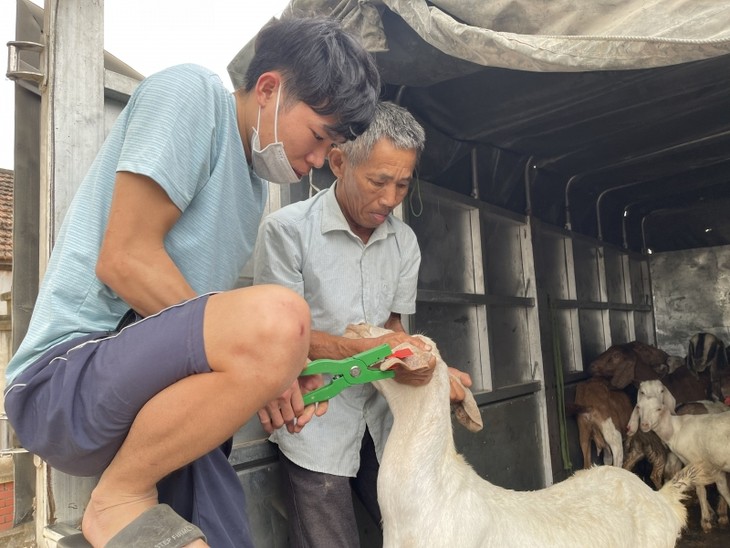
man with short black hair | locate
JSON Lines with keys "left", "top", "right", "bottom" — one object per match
{"left": 4, "top": 16, "right": 380, "bottom": 548}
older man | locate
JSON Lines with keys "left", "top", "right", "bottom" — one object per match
{"left": 253, "top": 101, "right": 471, "bottom": 547}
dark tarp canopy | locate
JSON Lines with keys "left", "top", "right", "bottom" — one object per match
{"left": 229, "top": 0, "right": 730, "bottom": 253}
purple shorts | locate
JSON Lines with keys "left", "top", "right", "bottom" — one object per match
{"left": 4, "top": 294, "right": 212, "bottom": 476}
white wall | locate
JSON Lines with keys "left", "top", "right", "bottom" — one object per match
{"left": 651, "top": 244, "right": 730, "bottom": 356}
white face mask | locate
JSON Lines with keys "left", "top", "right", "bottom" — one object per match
{"left": 251, "top": 85, "right": 302, "bottom": 184}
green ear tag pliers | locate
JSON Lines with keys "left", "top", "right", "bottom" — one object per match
{"left": 301, "top": 344, "right": 396, "bottom": 405}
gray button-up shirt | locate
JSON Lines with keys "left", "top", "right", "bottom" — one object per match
{"left": 252, "top": 184, "right": 420, "bottom": 476}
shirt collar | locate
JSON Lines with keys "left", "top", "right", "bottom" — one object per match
{"left": 321, "top": 181, "right": 394, "bottom": 244}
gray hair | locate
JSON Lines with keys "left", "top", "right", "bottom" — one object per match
{"left": 337, "top": 102, "right": 426, "bottom": 166}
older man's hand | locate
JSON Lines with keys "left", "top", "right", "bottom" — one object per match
{"left": 374, "top": 331, "right": 432, "bottom": 354}
{"left": 447, "top": 367, "right": 473, "bottom": 403}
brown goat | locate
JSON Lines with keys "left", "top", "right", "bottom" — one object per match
{"left": 661, "top": 365, "right": 711, "bottom": 404}
{"left": 589, "top": 341, "right": 668, "bottom": 389}
{"left": 570, "top": 377, "right": 633, "bottom": 469}
{"left": 590, "top": 340, "right": 711, "bottom": 404}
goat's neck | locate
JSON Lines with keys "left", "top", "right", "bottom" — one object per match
{"left": 380, "top": 371, "right": 457, "bottom": 475}
{"left": 651, "top": 411, "right": 677, "bottom": 443}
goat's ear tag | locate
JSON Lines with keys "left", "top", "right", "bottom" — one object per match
{"left": 380, "top": 343, "right": 429, "bottom": 371}
{"left": 389, "top": 348, "right": 414, "bottom": 360}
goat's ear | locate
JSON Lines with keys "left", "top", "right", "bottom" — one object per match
{"left": 718, "top": 341, "right": 729, "bottom": 371}
{"left": 344, "top": 323, "right": 374, "bottom": 339}
{"left": 452, "top": 375, "right": 483, "bottom": 432}
{"left": 344, "top": 323, "right": 393, "bottom": 340}
{"left": 662, "top": 389, "right": 677, "bottom": 415}
{"left": 627, "top": 405, "right": 640, "bottom": 435}
{"left": 687, "top": 336, "right": 698, "bottom": 373}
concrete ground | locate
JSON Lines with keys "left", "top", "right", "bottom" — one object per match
{"left": 676, "top": 501, "right": 730, "bottom": 547}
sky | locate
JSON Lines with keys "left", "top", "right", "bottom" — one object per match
{"left": 0, "top": 0, "right": 291, "bottom": 170}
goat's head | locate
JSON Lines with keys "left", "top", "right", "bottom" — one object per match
{"left": 343, "top": 323, "right": 482, "bottom": 432}
{"left": 636, "top": 380, "right": 674, "bottom": 405}
{"left": 687, "top": 332, "right": 727, "bottom": 376}
{"left": 628, "top": 397, "right": 669, "bottom": 435}
{"left": 589, "top": 345, "right": 638, "bottom": 389}
{"left": 627, "top": 380, "right": 676, "bottom": 435}
{"left": 629, "top": 341, "right": 669, "bottom": 368}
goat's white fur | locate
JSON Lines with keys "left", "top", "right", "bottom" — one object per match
{"left": 599, "top": 415, "right": 624, "bottom": 465}
{"left": 629, "top": 379, "right": 730, "bottom": 532}
{"left": 349, "top": 324, "right": 704, "bottom": 548}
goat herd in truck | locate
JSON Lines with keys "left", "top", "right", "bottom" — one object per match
{"left": 365, "top": 327, "right": 729, "bottom": 546}
{"left": 570, "top": 332, "right": 730, "bottom": 534}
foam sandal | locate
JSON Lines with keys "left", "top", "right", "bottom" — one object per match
{"left": 57, "top": 504, "right": 206, "bottom": 547}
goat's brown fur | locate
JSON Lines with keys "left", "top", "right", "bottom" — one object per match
{"left": 570, "top": 377, "right": 632, "bottom": 468}
{"left": 623, "top": 430, "right": 669, "bottom": 489}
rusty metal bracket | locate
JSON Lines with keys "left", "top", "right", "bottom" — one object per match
{"left": 6, "top": 40, "right": 44, "bottom": 84}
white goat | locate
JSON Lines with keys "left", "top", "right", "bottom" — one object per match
{"left": 345, "top": 324, "right": 707, "bottom": 548}
{"left": 629, "top": 379, "right": 730, "bottom": 532}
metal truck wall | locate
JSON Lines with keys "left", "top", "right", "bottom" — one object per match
{"left": 530, "top": 219, "right": 654, "bottom": 482}
{"left": 651, "top": 243, "right": 730, "bottom": 356}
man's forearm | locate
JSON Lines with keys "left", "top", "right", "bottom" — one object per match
{"left": 308, "top": 330, "right": 372, "bottom": 360}
{"left": 308, "top": 313, "right": 408, "bottom": 360}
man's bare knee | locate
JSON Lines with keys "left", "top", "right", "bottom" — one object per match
{"left": 236, "top": 286, "right": 310, "bottom": 391}
{"left": 253, "top": 285, "right": 310, "bottom": 342}
{"left": 204, "top": 286, "right": 310, "bottom": 385}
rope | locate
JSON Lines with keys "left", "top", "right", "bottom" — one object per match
{"left": 550, "top": 294, "right": 573, "bottom": 471}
